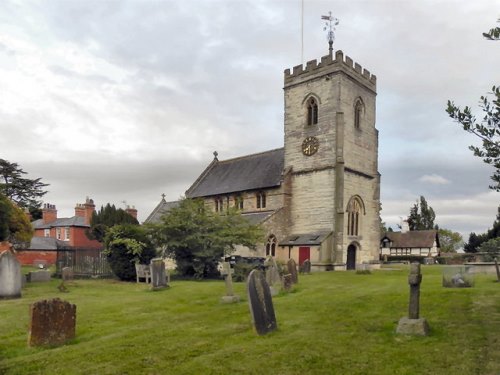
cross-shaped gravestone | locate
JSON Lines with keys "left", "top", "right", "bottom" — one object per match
{"left": 220, "top": 262, "right": 239, "bottom": 303}
{"left": 396, "top": 263, "right": 429, "bottom": 335}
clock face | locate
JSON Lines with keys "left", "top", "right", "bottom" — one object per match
{"left": 302, "top": 136, "right": 319, "bottom": 156}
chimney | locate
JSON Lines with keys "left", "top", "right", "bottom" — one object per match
{"left": 75, "top": 197, "right": 95, "bottom": 225}
{"left": 125, "top": 205, "right": 138, "bottom": 220}
{"left": 401, "top": 219, "right": 410, "bottom": 233}
{"left": 42, "top": 203, "right": 57, "bottom": 224}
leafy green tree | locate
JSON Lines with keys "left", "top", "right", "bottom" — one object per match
{"left": 446, "top": 20, "right": 500, "bottom": 191}
{"left": 407, "top": 196, "right": 436, "bottom": 231}
{"left": 88, "top": 203, "right": 139, "bottom": 242}
{"left": 151, "top": 198, "right": 264, "bottom": 279}
{"left": 0, "top": 159, "right": 49, "bottom": 219}
{"left": 464, "top": 206, "right": 500, "bottom": 253}
{"left": 438, "top": 228, "right": 463, "bottom": 253}
{"left": 103, "top": 224, "right": 156, "bottom": 281}
{"left": 478, "top": 237, "right": 500, "bottom": 256}
{"left": 0, "top": 193, "right": 33, "bottom": 247}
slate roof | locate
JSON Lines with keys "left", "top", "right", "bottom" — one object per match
{"left": 381, "top": 230, "right": 440, "bottom": 248}
{"left": 143, "top": 199, "right": 180, "bottom": 224}
{"left": 29, "top": 237, "right": 68, "bottom": 250}
{"left": 241, "top": 211, "right": 276, "bottom": 225}
{"left": 186, "top": 148, "right": 285, "bottom": 198}
{"left": 280, "top": 231, "right": 332, "bottom": 246}
{"left": 32, "top": 216, "right": 88, "bottom": 229}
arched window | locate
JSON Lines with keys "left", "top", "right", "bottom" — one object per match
{"left": 307, "top": 97, "right": 318, "bottom": 125}
{"left": 266, "top": 235, "right": 277, "bottom": 257}
{"left": 346, "top": 196, "right": 365, "bottom": 236}
{"left": 256, "top": 192, "right": 266, "bottom": 209}
{"left": 354, "top": 98, "right": 364, "bottom": 130}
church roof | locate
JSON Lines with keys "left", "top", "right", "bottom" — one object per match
{"left": 241, "top": 211, "right": 277, "bottom": 225}
{"left": 381, "top": 230, "right": 440, "bottom": 248}
{"left": 186, "top": 148, "right": 285, "bottom": 198}
{"left": 143, "top": 199, "right": 180, "bottom": 224}
{"left": 280, "top": 231, "right": 332, "bottom": 246}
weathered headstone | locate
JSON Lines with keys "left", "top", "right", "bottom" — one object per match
{"left": 396, "top": 263, "right": 429, "bottom": 336}
{"left": 150, "top": 258, "right": 168, "bottom": 290}
{"left": 264, "top": 256, "right": 281, "bottom": 296}
{"left": 495, "top": 258, "right": 500, "bottom": 282}
{"left": 220, "top": 262, "right": 239, "bottom": 303}
{"left": 282, "top": 274, "right": 293, "bottom": 292}
{"left": 247, "top": 269, "right": 277, "bottom": 335}
{"left": 300, "top": 259, "right": 311, "bottom": 274}
{"left": 62, "top": 267, "right": 74, "bottom": 282}
{"left": 0, "top": 250, "right": 22, "bottom": 299}
{"left": 287, "top": 258, "right": 298, "bottom": 284}
{"left": 28, "top": 298, "right": 76, "bottom": 347}
{"left": 27, "top": 270, "right": 51, "bottom": 282}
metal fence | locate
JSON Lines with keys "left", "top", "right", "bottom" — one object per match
{"left": 56, "top": 248, "right": 114, "bottom": 278}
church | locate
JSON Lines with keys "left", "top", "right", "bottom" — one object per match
{"left": 146, "top": 45, "right": 381, "bottom": 271}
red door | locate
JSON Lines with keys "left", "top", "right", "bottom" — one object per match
{"left": 299, "top": 247, "right": 310, "bottom": 266}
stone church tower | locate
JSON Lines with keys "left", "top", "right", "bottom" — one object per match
{"left": 282, "top": 49, "right": 380, "bottom": 269}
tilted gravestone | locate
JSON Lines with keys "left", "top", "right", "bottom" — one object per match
{"left": 282, "top": 274, "right": 293, "bottom": 292}
{"left": 247, "top": 269, "right": 277, "bottom": 335}
{"left": 28, "top": 298, "right": 76, "bottom": 346}
{"left": 300, "top": 259, "right": 311, "bottom": 274}
{"left": 287, "top": 258, "right": 298, "bottom": 284}
{"left": 220, "top": 262, "right": 240, "bottom": 303}
{"left": 150, "top": 258, "right": 168, "bottom": 290}
{"left": 264, "top": 256, "right": 281, "bottom": 296}
{"left": 0, "top": 250, "right": 22, "bottom": 299}
{"left": 396, "top": 263, "right": 429, "bottom": 336}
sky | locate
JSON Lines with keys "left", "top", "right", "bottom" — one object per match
{"left": 0, "top": 0, "right": 499, "bottom": 239}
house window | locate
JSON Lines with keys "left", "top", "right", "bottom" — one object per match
{"left": 214, "top": 198, "right": 224, "bottom": 212}
{"left": 256, "top": 192, "right": 266, "bottom": 209}
{"left": 64, "top": 227, "right": 70, "bottom": 241}
{"left": 266, "top": 235, "right": 277, "bottom": 257}
{"left": 354, "top": 98, "right": 364, "bottom": 130}
{"left": 234, "top": 195, "right": 243, "bottom": 210}
{"left": 44, "top": 229, "right": 50, "bottom": 237}
{"left": 307, "top": 97, "right": 318, "bottom": 125}
{"left": 347, "top": 197, "right": 364, "bottom": 236}
{"left": 56, "top": 228, "right": 61, "bottom": 240}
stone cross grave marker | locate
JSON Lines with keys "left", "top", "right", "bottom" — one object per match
{"left": 264, "top": 256, "right": 281, "bottom": 296}
{"left": 247, "top": 269, "right": 277, "bottom": 335}
{"left": 221, "top": 262, "right": 240, "bottom": 303}
{"left": 150, "top": 258, "right": 168, "bottom": 290}
{"left": 0, "top": 250, "right": 22, "bottom": 299}
{"left": 28, "top": 298, "right": 76, "bottom": 347}
{"left": 287, "top": 258, "right": 298, "bottom": 284}
{"left": 396, "top": 263, "right": 429, "bottom": 336}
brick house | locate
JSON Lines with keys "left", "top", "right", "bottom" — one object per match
{"left": 146, "top": 47, "right": 381, "bottom": 271}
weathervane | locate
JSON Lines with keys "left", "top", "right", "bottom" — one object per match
{"left": 321, "top": 11, "right": 339, "bottom": 56}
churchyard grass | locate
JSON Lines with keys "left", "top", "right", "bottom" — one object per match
{"left": 1, "top": 265, "right": 499, "bottom": 374}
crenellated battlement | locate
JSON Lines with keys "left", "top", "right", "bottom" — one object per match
{"left": 284, "top": 50, "right": 376, "bottom": 89}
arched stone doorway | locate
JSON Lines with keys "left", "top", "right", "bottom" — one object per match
{"left": 347, "top": 244, "right": 357, "bottom": 270}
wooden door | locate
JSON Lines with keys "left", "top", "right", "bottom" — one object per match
{"left": 347, "top": 245, "right": 356, "bottom": 270}
{"left": 299, "top": 247, "right": 310, "bottom": 266}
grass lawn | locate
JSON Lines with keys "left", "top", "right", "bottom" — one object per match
{"left": 1, "top": 265, "right": 500, "bottom": 375}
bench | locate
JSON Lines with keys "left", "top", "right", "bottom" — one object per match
{"left": 135, "top": 264, "right": 151, "bottom": 283}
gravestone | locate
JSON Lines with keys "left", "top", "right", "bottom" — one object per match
{"left": 0, "top": 250, "right": 22, "bottom": 299}
{"left": 282, "top": 274, "right": 293, "bottom": 292}
{"left": 247, "top": 269, "right": 277, "bottom": 335}
{"left": 264, "top": 256, "right": 281, "bottom": 296}
{"left": 220, "top": 262, "right": 240, "bottom": 303}
{"left": 495, "top": 258, "right": 500, "bottom": 282}
{"left": 150, "top": 258, "right": 168, "bottom": 290}
{"left": 27, "top": 270, "right": 51, "bottom": 282}
{"left": 396, "top": 263, "right": 429, "bottom": 336}
{"left": 300, "top": 259, "right": 311, "bottom": 274}
{"left": 287, "top": 258, "right": 298, "bottom": 284}
{"left": 28, "top": 298, "right": 76, "bottom": 346}
{"left": 62, "top": 267, "right": 74, "bottom": 282}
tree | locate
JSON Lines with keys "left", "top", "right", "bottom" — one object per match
{"left": 477, "top": 237, "right": 500, "bottom": 256}
{"left": 88, "top": 203, "right": 139, "bottom": 242}
{"left": 407, "top": 196, "right": 436, "bottom": 231}
{"left": 0, "top": 159, "right": 49, "bottom": 218}
{"left": 151, "top": 198, "right": 264, "bottom": 279}
{"left": 464, "top": 206, "right": 500, "bottom": 253}
{"left": 438, "top": 228, "right": 463, "bottom": 253}
{"left": 0, "top": 193, "right": 33, "bottom": 248}
{"left": 103, "top": 224, "right": 156, "bottom": 281}
{"left": 446, "top": 20, "right": 500, "bottom": 191}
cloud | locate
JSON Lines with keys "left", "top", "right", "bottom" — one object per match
{"left": 418, "top": 174, "right": 450, "bottom": 185}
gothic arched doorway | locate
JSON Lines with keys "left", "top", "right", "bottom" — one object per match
{"left": 347, "top": 244, "right": 357, "bottom": 270}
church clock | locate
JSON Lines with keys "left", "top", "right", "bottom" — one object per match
{"left": 302, "top": 136, "right": 319, "bottom": 156}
